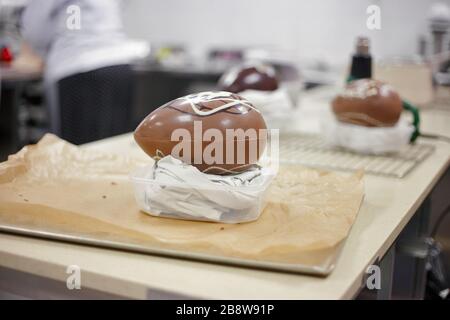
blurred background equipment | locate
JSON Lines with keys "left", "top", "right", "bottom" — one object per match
{"left": 0, "top": 0, "right": 44, "bottom": 160}
{"left": 207, "top": 48, "right": 244, "bottom": 71}
{"left": 427, "top": 2, "right": 450, "bottom": 110}
{"left": 349, "top": 36, "right": 372, "bottom": 81}
{"left": 0, "top": 45, "right": 13, "bottom": 63}
{"left": 154, "top": 45, "right": 190, "bottom": 68}
{"left": 0, "top": 0, "right": 24, "bottom": 62}
{"left": 429, "top": 2, "right": 450, "bottom": 55}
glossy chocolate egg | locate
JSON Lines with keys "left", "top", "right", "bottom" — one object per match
{"left": 218, "top": 64, "right": 279, "bottom": 93}
{"left": 134, "top": 91, "right": 267, "bottom": 175}
{"left": 332, "top": 79, "right": 403, "bottom": 127}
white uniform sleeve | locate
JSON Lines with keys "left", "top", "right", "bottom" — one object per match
{"left": 20, "top": 0, "right": 62, "bottom": 58}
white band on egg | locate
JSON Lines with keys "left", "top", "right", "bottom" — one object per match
{"left": 177, "top": 91, "right": 261, "bottom": 116}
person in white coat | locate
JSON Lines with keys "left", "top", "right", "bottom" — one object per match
{"left": 21, "top": 0, "right": 149, "bottom": 144}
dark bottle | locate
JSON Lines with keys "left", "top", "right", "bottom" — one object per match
{"left": 349, "top": 37, "right": 372, "bottom": 81}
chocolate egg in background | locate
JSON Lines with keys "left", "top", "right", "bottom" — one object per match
{"left": 218, "top": 64, "right": 279, "bottom": 93}
{"left": 134, "top": 91, "right": 267, "bottom": 175}
{"left": 331, "top": 79, "right": 403, "bottom": 127}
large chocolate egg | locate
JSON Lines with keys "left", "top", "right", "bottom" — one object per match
{"left": 331, "top": 79, "right": 403, "bottom": 127}
{"left": 218, "top": 64, "right": 279, "bottom": 93}
{"left": 134, "top": 91, "right": 267, "bottom": 175}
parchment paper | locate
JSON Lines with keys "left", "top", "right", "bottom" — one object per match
{"left": 0, "top": 134, "right": 364, "bottom": 269}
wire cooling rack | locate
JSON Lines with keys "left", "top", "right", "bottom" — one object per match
{"left": 279, "top": 133, "right": 435, "bottom": 178}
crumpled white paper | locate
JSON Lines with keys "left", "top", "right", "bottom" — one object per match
{"left": 239, "top": 87, "right": 296, "bottom": 130}
{"left": 240, "top": 88, "right": 292, "bottom": 113}
{"left": 322, "top": 115, "right": 414, "bottom": 155}
{"left": 131, "top": 156, "right": 276, "bottom": 223}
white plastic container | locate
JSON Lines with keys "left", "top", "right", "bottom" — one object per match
{"left": 321, "top": 114, "right": 414, "bottom": 155}
{"left": 131, "top": 164, "right": 276, "bottom": 224}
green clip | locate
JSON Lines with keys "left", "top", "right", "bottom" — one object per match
{"left": 402, "top": 100, "right": 421, "bottom": 143}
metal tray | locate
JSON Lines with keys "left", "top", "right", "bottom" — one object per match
{"left": 0, "top": 223, "right": 343, "bottom": 276}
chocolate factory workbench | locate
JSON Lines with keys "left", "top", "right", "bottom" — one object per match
{"left": 0, "top": 87, "right": 450, "bottom": 299}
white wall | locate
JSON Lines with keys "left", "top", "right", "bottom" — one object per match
{"left": 122, "top": 0, "right": 450, "bottom": 66}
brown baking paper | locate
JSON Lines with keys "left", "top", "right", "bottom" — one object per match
{"left": 0, "top": 134, "right": 364, "bottom": 272}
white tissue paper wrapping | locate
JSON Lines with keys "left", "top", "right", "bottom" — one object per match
{"left": 239, "top": 87, "right": 295, "bottom": 130}
{"left": 322, "top": 115, "right": 414, "bottom": 155}
{"left": 131, "top": 156, "right": 276, "bottom": 223}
